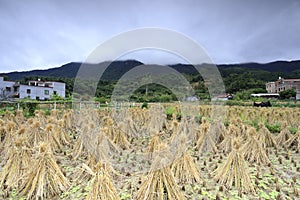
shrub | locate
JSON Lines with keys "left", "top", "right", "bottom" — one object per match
{"left": 279, "top": 88, "right": 296, "bottom": 100}
{"left": 265, "top": 123, "right": 281, "bottom": 133}
{"left": 141, "top": 102, "right": 148, "bottom": 109}
{"left": 195, "top": 115, "right": 202, "bottom": 124}
{"left": 288, "top": 127, "right": 298, "bottom": 134}
{"left": 165, "top": 106, "right": 181, "bottom": 120}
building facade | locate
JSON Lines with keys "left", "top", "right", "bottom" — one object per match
{"left": 266, "top": 77, "right": 300, "bottom": 94}
{"left": 266, "top": 77, "right": 300, "bottom": 100}
{"left": 0, "top": 77, "right": 17, "bottom": 99}
{"left": 0, "top": 77, "right": 65, "bottom": 100}
{"left": 266, "top": 82, "right": 276, "bottom": 93}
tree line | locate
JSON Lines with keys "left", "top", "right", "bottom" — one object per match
{"left": 11, "top": 66, "right": 299, "bottom": 102}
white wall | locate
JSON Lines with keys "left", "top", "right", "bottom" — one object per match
{"left": 0, "top": 77, "right": 66, "bottom": 100}
{"left": 296, "top": 91, "right": 300, "bottom": 100}
{"left": 52, "top": 82, "right": 66, "bottom": 98}
{"left": 0, "top": 79, "right": 15, "bottom": 88}
{"left": 0, "top": 77, "right": 16, "bottom": 98}
{"left": 19, "top": 85, "right": 53, "bottom": 100}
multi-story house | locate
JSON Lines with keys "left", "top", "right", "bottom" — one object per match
{"left": 0, "top": 77, "right": 65, "bottom": 100}
{"left": 266, "top": 77, "right": 300, "bottom": 100}
{"left": 266, "top": 77, "right": 300, "bottom": 93}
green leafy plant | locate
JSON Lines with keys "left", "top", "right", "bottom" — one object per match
{"left": 265, "top": 123, "right": 281, "bottom": 133}
{"left": 288, "top": 126, "right": 298, "bottom": 134}
{"left": 141, "top": 102, "right": 148, "bottom": 109}
{"left": 165, "top": 106, "right": 181, "bottom": 120}
{"left": 279, "top": 88, "right": 296, "bottom": 100}
{"left": 120, "top": 192, "right": 131, "bottom": 200}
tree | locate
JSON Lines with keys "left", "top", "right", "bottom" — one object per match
{"left": 279, "top": 88, "right": 296, "bottom": 100}
{"left": 50, "top": 94, "right": 64, "bottom": 101}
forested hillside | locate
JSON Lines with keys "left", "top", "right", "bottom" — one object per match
{"left": 1, "top": 60, "right": 300, "bottom": 102}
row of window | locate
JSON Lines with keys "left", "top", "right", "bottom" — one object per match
{"left": 5, "top": 87, "right": 57, "bottom": 95}
{"left": 5, "top": 87, "right": 58, "bottom": 95}
{"left": 26, "top": 89, "right": 52, "bottom": 95}
{"left": 5, "top": 87, "right": 18, "bottom": 92}
{"left": 5, "top": 87, "right": 53, "bottom": 95}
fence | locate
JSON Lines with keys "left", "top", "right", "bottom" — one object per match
{"left": 1, "top": 100, "right": 299, "bottom": 114}
{"left": 0, "top": 101, "right": 141, "bottom": 113}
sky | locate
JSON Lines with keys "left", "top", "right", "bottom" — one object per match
{"left": 0, "top": 0, "right": 300, "bottom": 72}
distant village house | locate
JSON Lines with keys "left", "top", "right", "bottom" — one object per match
{"left": 266, "top": 77, "right": 300, "bottom": 100}
{"left": 0, "top": 77, "right": 65, "bottom": 100}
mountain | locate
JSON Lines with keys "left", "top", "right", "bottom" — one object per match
{"left": 1, "top": 60, "right": 300, "bottom": 81}
{"left": 218, "top": 60, "right": 300, "bottom": 72}
{"left": 1, "top": 60, "right": 144, "bottom": 81}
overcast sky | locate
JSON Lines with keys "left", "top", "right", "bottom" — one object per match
{"left": 0, "top": 0, "right": 300, "bottom": 72}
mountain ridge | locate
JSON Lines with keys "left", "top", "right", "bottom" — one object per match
{"left": 1, "top": 60, "right": 300, "bottom": 81}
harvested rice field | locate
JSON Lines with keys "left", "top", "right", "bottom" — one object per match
{"left": 0, "top": 104, "right": 299, "bottom": 200}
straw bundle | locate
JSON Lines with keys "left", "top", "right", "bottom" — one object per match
{"left": 136, "top": 166, "right": 184, "bottom": 199}
{"left": 241, "top": 127, "right": 270, "bottom": 165}
{"left": 214, "top": 139, "right": 255, "bottom": 193}
{"left": 276, "top": 122, "right": 292, "bottom": 145}
{"left": 83, "top": 162, "right": 120, "bottom": 200}
{"left": 0, "top": 137, "right": 32, "bottom": 190}
{"left": 284, "top": 126, "right": 300, "bottom": 150}
{"left": 257, "top": 123, "right": 277, "bottom": 148}
{"left": 19, "top": 142, "right": 70, "bottom": 199}
{"left": 171, "top": 151, "right": 201, "bottom": 184}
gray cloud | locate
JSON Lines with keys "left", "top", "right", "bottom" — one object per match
{"left": 0, "top": 0, "right": 299, "bottom": 72}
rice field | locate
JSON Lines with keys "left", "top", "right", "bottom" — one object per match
{"left": 0, "top": 104, "right": 299, "bottom": 199}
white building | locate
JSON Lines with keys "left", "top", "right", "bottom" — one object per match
{"left": 296, "top": 91, "right": 300, "bottom": 100}
{"left": 0, "top": 77, "right": 17, "bottom": 100}
{"left": 0, "top": 77, "right": 65, "bottom": 100}
{"left": 251, "top": 93, "right": 279, "bottom": 99}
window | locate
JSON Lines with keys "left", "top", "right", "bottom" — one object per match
{"left": 44, "top": 90, "right": 49, "bottom": 95}
{"left": 53, "top": 91, "right": 57, "bottom": 95}
{"left": 27, "top": 89, "right": 31, "bottom": 94}
{"left": 5, "top": 87, "right": 11, "bottom": 92}
{"left": 36, "top": 96, "right": 40, "bottom": 100}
